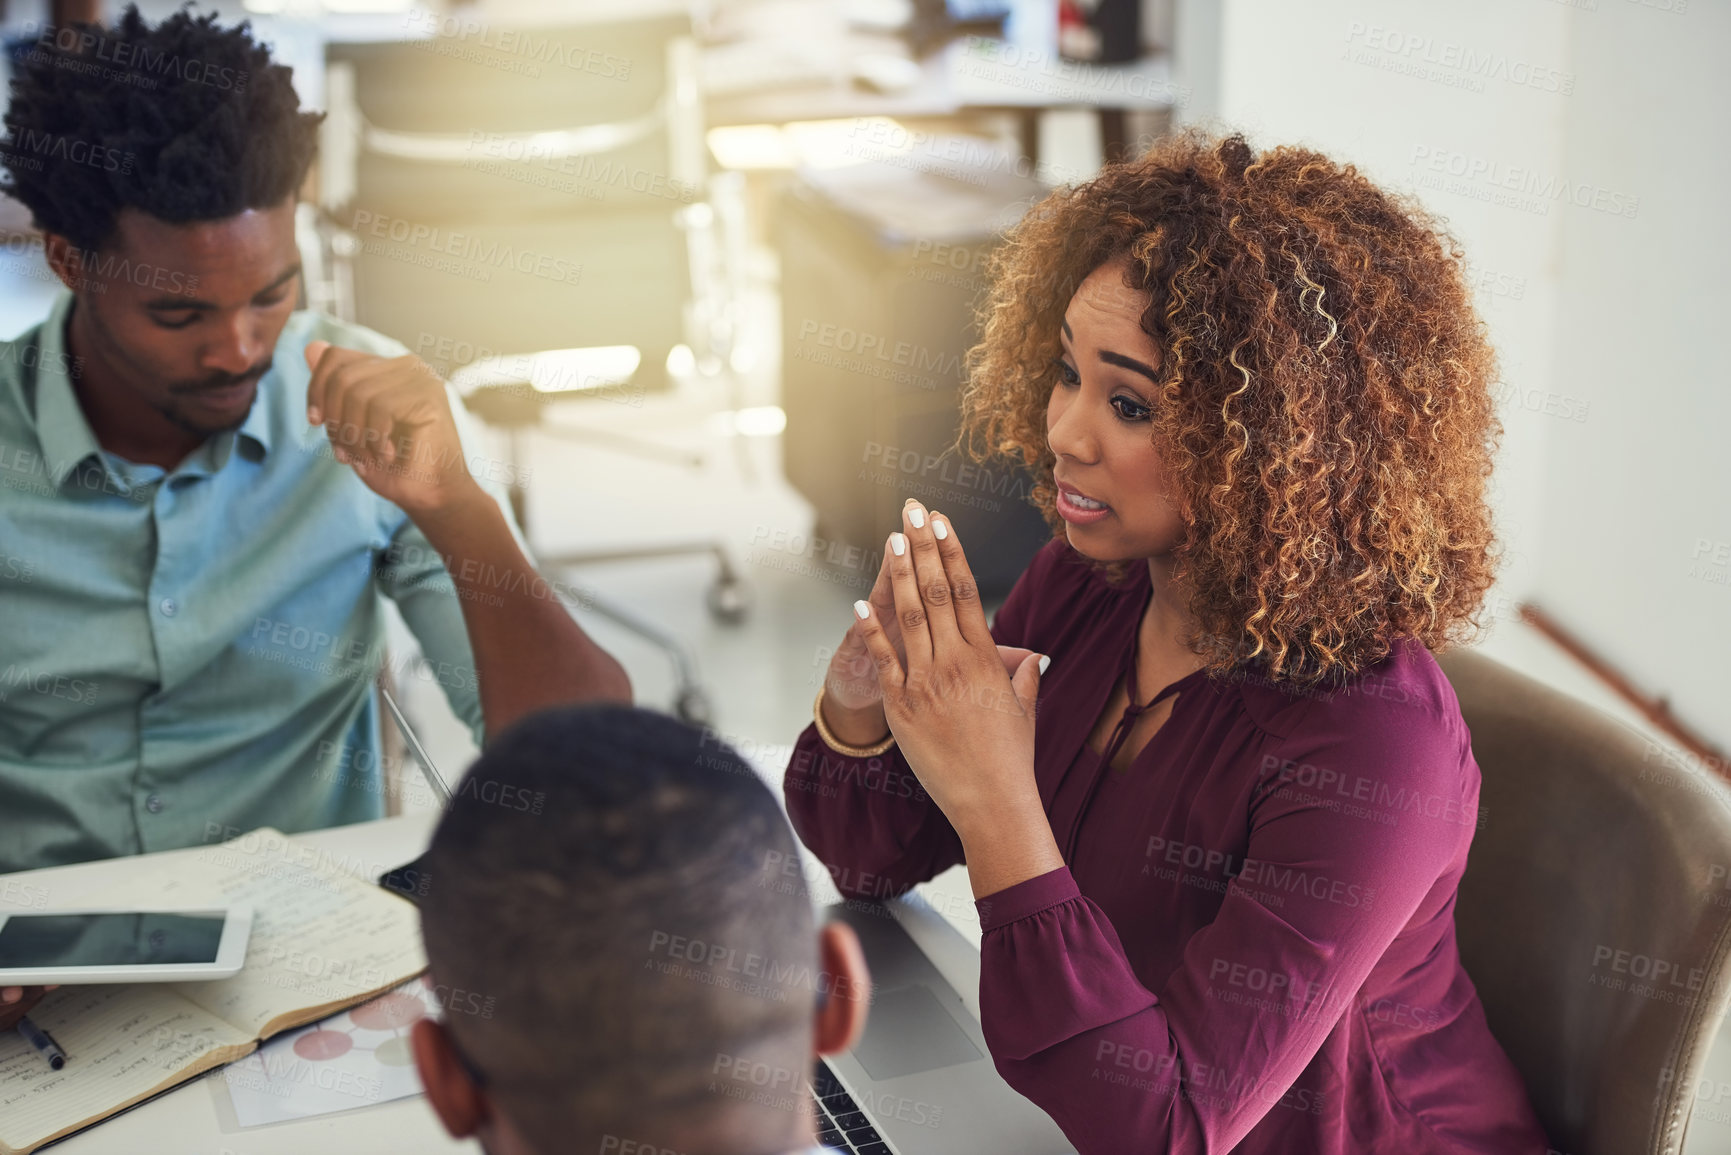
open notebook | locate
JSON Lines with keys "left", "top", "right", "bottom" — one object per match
{"left": 0, "top": 828, "right": 426, "bottom": 1154}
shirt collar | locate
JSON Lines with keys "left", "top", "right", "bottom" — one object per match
{"left": 32, "top": 291, "right": 276, "bottom": 487}
{"left": 235, "top": 367, "right": 274, "bottom": 457}
{"left": 32, "top": 292, "right": 104, "bottom": 489}
{"left": 196, "top": 386, "right": 273, "bottom": 476}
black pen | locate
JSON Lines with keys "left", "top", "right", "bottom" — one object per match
{"left": 16, "top": 1015, "right": 66, "bottom": 1070}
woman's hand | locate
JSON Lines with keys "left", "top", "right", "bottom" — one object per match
{"left": 820, "top": 555, "right": 908, "bottom": 745}
{"left": 823, "top": 539, "right": 1038, "bottom": 748}
{"left": 852, "top": 500, "right": 1064, "bottom": 895}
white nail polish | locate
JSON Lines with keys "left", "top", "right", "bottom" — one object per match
{"left": 1038, "top": 654, "right": 1051, "bottom": 675}
{"left": 854, "top": 600, "right": 871, "bottom": 620}
{"left": 908, "top": 505, "right": 926, "bottom": 529}
{"left": 890, "top": 533, "right": 906, "bottom": 556}
{"left": 933, "top": 518, "right": 948, "bottom": 541}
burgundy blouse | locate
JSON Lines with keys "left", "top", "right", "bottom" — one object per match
{"left": 785, "top": 540, "right": 1550, "bottom": 1154}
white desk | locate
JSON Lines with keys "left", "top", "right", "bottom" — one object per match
{"left": 0, "top": 816, "right": 471, "bottom": 1155}
{"left": 0, "top": 813, "right": 986, "bottom": 1154}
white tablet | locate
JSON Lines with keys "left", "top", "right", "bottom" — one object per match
{"left": 0, "top": 906, "right": 253, "bottom": 985}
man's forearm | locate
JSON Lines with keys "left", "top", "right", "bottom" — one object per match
{"left": 410, "top": 486, "right": 631, "bottom": 736}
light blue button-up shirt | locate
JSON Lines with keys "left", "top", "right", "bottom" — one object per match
{"left": 0, "top": 291, "right": 512, "bottom": 872}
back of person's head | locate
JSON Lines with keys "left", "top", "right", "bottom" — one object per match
{"left": 2, "top": 3, "right": 321, "bottom": 251}
{"left": 413, "top": 705, "right": 866, "bottom": 1155}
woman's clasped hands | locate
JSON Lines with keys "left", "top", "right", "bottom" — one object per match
{"left": 825, "top": 500, "right": 1063, "bottom": 892}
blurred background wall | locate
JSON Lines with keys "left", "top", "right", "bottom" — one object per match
{"left": 1203, "top": 0, "right": 1730, "bottom": 808}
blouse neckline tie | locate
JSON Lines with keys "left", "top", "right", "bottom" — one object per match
{"left": 1064, "top": 611, "right": 1191, "bottom": 864}
{"left": 1094, "top": 631, "right": 1190, "bottom": 773}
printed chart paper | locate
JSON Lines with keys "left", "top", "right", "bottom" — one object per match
{"left": 223, "top": 978, "right": 439, "bottom": 1126}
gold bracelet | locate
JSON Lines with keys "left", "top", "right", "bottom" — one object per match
{"left": 812, "top": 689, "right": 896, "bottom": 758}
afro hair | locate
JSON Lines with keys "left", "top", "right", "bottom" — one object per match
{"left": 2, "top": 4, "right": 322, "bottom": 251}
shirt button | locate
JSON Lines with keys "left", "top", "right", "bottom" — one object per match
{"left": 159, "top": 598, "right": 178, "bottom": 617}
{"left": 145, "top": 793, "right": 165, "bottom": 813}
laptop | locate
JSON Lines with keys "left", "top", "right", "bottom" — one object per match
{"left": 810, "top": 898, "right": 1077, "bottom": 1155}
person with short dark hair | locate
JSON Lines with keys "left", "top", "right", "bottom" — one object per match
{"left": 0, "top": 5, "right": 629, "bottom": 1026}
{"left": 412, "top": 705, "right": 868, "bottom": 1155}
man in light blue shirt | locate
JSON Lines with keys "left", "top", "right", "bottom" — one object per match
{"left": 0, "top": 6, "right": 630, "bottom": 891}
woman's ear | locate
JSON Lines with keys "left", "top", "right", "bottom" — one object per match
{"left": 814, "top": 922, "right": 871, "bottom": 1056}
{"left": 410, "top": 1017, "right": 489, "bottom": 1139}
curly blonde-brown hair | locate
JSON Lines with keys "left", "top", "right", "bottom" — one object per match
{"left": 960, "top": 130, "right": 1503, "bottom": 688}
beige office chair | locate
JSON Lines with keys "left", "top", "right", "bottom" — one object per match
{"left": 1438, "top": 648, "right": 1731, "bottom": 1155}
{"left": 311, "top": 16, "right": 748, "bottom": 724}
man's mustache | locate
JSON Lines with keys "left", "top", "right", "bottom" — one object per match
{"left": 171, "top": 362, "right": 273, "bottom": 394}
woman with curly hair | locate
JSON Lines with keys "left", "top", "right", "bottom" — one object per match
{"left": 783, "top": 131, "right": 1550, "bottom": 1152}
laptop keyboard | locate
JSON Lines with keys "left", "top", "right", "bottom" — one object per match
{"left": 812, "top": 1059, "right": 893, "bottom": 1155}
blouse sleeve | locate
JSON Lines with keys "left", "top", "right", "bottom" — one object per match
{"left": 783, "top": 541, "right": 1055, "bottom": 901}
{"left": 975, "top": 702, "right": 1476, "bottom": 1153}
